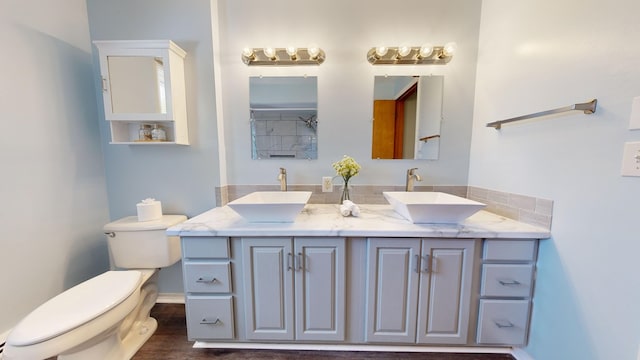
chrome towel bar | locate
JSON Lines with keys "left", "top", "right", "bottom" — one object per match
{"left": 486, "top": 99, "right": 597, "bottom": 129}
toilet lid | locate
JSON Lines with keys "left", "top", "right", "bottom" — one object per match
{"left": 7, "top": 270, "right": 142, "bottom": 346}
{"left": 103, "top": 215, "right": 187, "bottom": 232}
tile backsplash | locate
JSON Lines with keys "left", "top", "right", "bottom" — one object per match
{"left": 466, "top": 186, "right": 553, "bottom": 230}
{"left": 216, "top": 184, "right": 553, "bottom": 230}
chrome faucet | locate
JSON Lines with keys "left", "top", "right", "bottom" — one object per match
{"left": 278, "top": 167, "right": 287, "bottom": 191}
{"left": 405, "top": 168, "right": 423, "bottom": 192}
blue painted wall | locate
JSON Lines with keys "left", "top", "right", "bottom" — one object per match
{"left": 470, "top": 1, "right": 640, "bottom": 359}
{"left": 86, "top": 0, "right": 220, "bottom": 292}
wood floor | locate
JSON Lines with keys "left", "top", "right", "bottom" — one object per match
{"left": 132, "top": 304, "right": 515, "bottom": 360}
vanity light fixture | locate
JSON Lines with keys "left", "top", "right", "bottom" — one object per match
{"left": 241, "top": 46, "right": 325, "bottom": 66}
{"left": 367, "top": 42, "right": 457, "bottom": 65}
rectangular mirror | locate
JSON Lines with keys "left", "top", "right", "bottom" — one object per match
{"left": 250, "top": 77, "right": 318, "bottom": 160}
{"left": 371, "top": 75, "right": 443, "bottom": 160}
{"left": 107, "top": 56, "right": 166, "bottom": 114}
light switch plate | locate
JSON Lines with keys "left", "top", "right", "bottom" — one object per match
{"left": 621, "top": 142, "right": 640, "bottom": 176}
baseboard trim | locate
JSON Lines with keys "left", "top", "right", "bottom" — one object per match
{"left": 193, "top": 342, "right": 513, "bottom": 354}
{"left": 511, "top": 347, "right": 534, "bottom": 360}
{"left": 156, "top": 293, "right": 185, "bottom": 304}
{"left": 193, "top": 342, "right": 534, "bottom": 359}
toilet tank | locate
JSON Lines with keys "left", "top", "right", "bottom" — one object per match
{"left": 104, "top": 215, "right": 187, "bottom": 269}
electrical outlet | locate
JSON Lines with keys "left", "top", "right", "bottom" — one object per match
{"left": 322, "top": 176, "right": 333, "bottom": 192}
{"left": 621, "top": 142, "right": 640, "bottom": 177}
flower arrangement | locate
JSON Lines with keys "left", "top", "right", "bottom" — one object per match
{"left": 332, "top": 155, "right": 361, "bottom": 203}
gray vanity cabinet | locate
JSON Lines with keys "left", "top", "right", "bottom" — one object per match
{"left": 241, "top": 237, "right": 346, "bottom": 341}
{"left": 366, "top": 238, "right": 476, "bottom": 344}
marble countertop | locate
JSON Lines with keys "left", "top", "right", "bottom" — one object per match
{"left": 167, "top": 204, "right": 551, "bottom": 239}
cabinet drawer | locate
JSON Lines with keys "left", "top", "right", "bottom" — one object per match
{"left": 481, "top": 264, "right": 533, "bottom": 298}
{"left": 483, "top": 239, "right": 535, "bottom": 261}
{"left": 184, "top": 261, "right": 232, "bottom": 293}
{"left": 186, "top": 296, "right": 235, "bottom": 340}
{"left": 477, "top": 299, "right": 530, "bottom": 345}
{"left": 182, "top": 237, "right": 229, "bottom": 259}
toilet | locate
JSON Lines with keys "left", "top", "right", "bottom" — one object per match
{"left": 3, "top": 214, "right": 187, "bottom": 360}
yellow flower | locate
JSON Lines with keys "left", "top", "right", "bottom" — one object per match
{"left": 332, "top": 155, "right": 361, "bottom": 182}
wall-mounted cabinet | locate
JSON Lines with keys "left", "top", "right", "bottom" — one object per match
{"left": 93, "top": 40, "right": 189, "bottom": 145}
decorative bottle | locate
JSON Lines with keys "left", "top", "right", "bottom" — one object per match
{"left": 138, "top": 124, "right": 152, "bottom": 141}
{"left": 151, "top": 124, "right": 167, "bottom": 141}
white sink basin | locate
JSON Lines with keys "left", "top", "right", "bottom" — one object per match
{"left": 383, "top": 191, "right": 486, "bottom": 224}
{"left": 226, "top": 191, "right": 312, "bottom": 222}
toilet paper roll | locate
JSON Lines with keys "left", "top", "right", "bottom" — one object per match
{"left": 136, "top": 198, "right": 162, "bottom": 221}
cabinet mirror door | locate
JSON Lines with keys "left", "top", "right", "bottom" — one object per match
{"left": 250, "top": 76, "right": 318, "bottom": 160}
{"left": 371, "top": 76, "right": 443, "bottom": 160}
{"left": 107, "top": 56, "right": 167, "bottom": 114}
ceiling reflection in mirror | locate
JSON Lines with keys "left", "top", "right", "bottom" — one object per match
{"left": 371, "top": 75, "right": 443, "bottom": 160}
{"left": 107, "top": 56, "right": 166, "bottom": 114}
{"left": 250, "top": 77, "right": 318, "bottom": 160}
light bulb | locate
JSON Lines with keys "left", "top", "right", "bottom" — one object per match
{"left": 263, "top": 47, "right": 277, "bottom": 60}
{"left": 375, "top": 46, "right": 388, "bottom": 57}
{"left": 443, "top": 42, "right": 457, "bottom": 56}
{"left": 307, "top": 45, "right": 320, "bottom": 59}
{"left": 242, "top": 47, "right": 254, "bottom": 57}
{"left": 286, "top": 46, "right": 297, "bottom": 56}
{"left": 418, "top": 44, "right": 434, "bottom": 58}
{"left": 397, "top": 46, "right": 412, "bottom": 57}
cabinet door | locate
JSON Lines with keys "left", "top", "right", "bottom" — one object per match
{"left": 365, "top": 238, "right": 421, "bottom": 343}
{"left": 416, "top": 239, "right": 475, "bottom": 344}
{"left": 294, "top": 237, "right": 346, "bottom": 341}
{"left": 242, "top": 237, "right": 294, "bottom": 340}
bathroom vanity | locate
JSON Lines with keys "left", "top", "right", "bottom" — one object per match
{"left": 167, "top": 204, "right": 549, "bottom": 348}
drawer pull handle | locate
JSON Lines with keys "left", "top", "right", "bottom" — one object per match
{"left": 414, "top": 254, "right": 421, "bottom": 273}
{"left": 494, "top": 320, "right": 514, "bottom": 328}
{"left": 296, "top": 252, "right": 304, "bottom": 272}
{"left": 200, "top": 317, "right": 222, "bottom": 325}
{"left": 498, "top": 279, "right": 521, "bottom": 286}
{"left": 196, "top": 277, "right": 218, "bottom": 284}
{"left": 287, "top": 252, "right": 293, "bottom": 271}
{"left": 423, "top": 254, "right": 431, "bottom": 273}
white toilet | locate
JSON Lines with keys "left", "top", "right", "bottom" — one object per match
{"left": 3, "top": 214, "right": 187, "bottom": 360}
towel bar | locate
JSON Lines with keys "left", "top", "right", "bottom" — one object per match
{"left": 486, "top": 99, "right": 597, "bottom": 129}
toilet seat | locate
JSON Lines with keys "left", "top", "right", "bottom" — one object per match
{"left": 8, "top": 270, "right": 142, "bottom": 347}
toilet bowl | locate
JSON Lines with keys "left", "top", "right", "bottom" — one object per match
{"left": 3, "top": 215, "right": 186, "bottom": 360}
